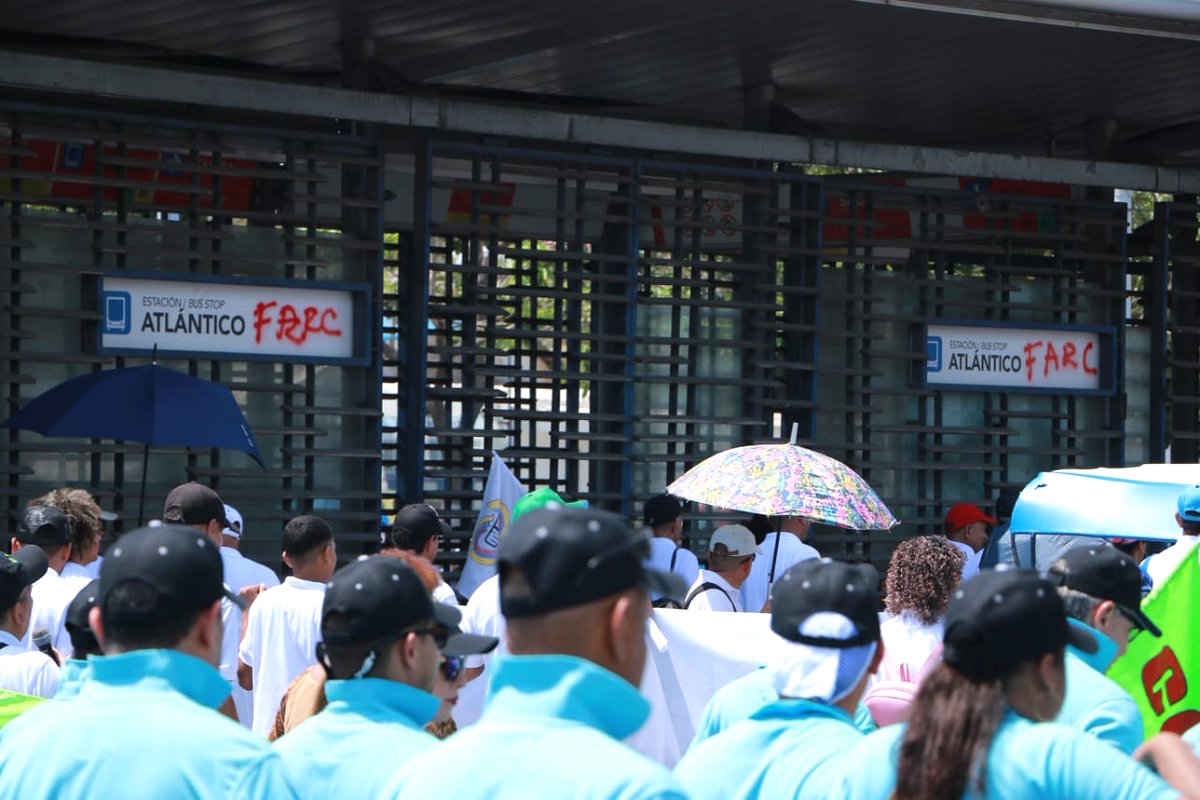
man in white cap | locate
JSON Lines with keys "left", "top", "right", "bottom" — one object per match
{"left": 685, "top": 525, "right": 757, "bottom": 612}
{"left": 675, "top": 559, "right": 884, "bottom": 798}
{"left": 218, "top": 505, "right": 280, "bottom": 595}
{"left": 217, "top": 504, "right": 279, "bottom": 727}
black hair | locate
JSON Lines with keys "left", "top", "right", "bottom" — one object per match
{"left": 283, "top": 515, "right": 334, "bottom": 560}
{"left": 1182, "top": 519, "right": 1200, "bottom": 537}
{"left": 388, "top": 522, "right": 436, "bottom": 555}
{"left": 65, "top": 622, "right": 103, "bottom": 659}
{"left": 100, "top": 581, "right": 205, "bottom": 651}
{"left": 994, "top": 488, "right": 1020, "bottom": 521}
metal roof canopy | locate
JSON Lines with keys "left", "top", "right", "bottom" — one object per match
{"left": 5, "top": 0, "right": 1200, "bottom": 187}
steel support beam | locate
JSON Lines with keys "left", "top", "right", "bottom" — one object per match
{"left": 4, "top": 49, "right": 1200, "bottom": 192}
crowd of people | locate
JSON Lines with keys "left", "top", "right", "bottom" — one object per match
{"left": 1, "top": 477, "right": 1200, "bottom": 798}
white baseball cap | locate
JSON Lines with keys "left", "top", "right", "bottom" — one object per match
{"left": 709, "top": 524, "right": 759, "bottom": 557}
{"left": 223, "top": 505, "right": 243, "bottom": 539}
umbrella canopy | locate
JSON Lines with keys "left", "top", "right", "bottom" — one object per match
{"left": 3, "top": 363, "right": 264, "bottom": 465}
{"left": 666, "top": 436, "right": 898, "bottom": 530}
{"left": 1011, "top": 464, "right": 1200, "bottom": 543}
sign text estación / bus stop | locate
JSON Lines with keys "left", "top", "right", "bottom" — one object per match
{"left": 99, "top": 274, "right": 369, "bottom": 364}
{"left": 925, "top": 322, "right": 1113, "bottom": 394}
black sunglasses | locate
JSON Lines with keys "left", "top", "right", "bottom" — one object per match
{"left": 440, "top": 655, "right": 465, "bottom": 682}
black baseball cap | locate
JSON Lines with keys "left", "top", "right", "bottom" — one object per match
{"left": 770, "top": 558, "right": 881, "bottom": 648}
{"left": 499, "top": 505, "right": 687, "bottom": 619}
{"left": 1046, "top": 543, "right": 1162, "bottom": 637}
{"left": 16, "top": 505, "right": 72, "bottom": 547}
{"left": 388, "top": 504, "right": 452, "bottom": 548}
{"left": 643, "top": 494, "right": 686, "bottom": 528}
{"left": 162, "top": 482, "right": 231, "bottom": 529}
{"left": 0, "top": 545, "right": 48, "bottom": 609}
{"left": 99, "top": 526, "right": 246, "bottom": 624}
{"left": 322, "top": 557, "right": 496, "bottom": 657}
{"left": 65, "top": 578, "right": 101, "bottom": 655}
{"left": 944, "top": 567, "right": 1097, "bottom": 682}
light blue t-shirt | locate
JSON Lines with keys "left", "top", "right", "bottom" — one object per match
{"left": 689, "top": 667, "right": 875, "bottom": 750}
{"left": 54, "top": 658, "right": 90, "bottom": 701}
{"left": 382, "top": 654, "right": 686, "bottom": 800}
{"left": 1055, "top": 621, "right": 1144, "bottom": 754}
{"left": 0, "top": 649, "right": 297, "bottom": 799}
{"left": 835, "top": 710, "right": 1175, "bottom": 800}
{"left": 273, "top": 677, "right": 440, "bottom": 798}
{"left": 676, "top": 697, "right": 863, "bottom": 799}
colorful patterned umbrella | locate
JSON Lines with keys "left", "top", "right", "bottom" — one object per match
{"left": 666, "top": 428, "right": 899, "bottom": 530}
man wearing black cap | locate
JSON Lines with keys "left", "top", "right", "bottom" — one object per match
{"left": 0, "top": 545, "right": 59, "bottom": 698}
{"left": 11, "top": 505, "right": 78, "bottom": 657}
{"left": 643, "top": 494, "right": 699, "bottom": 605}
{"left": 162, "top": 481, "right": 246, "bottom": 722}
{"left": 382, "top": 503, "right": 460, "bottom": 606}
{"left": 383, "top": 505, "right": 689, "bottom": 800}
{"left": 1047, "top": 543, "right": 1162, "bottom": 754}
{"left": 274, "top": 557, "right": 497, "bottom": 798}
{"left": 239, "top": 514, "right": 337, "bottom": 737}
{"left": 675, "top": 558, "right": 884, "bottom": 798}
{"left": 0, "top": 526, "right": 297, "bottom": 798}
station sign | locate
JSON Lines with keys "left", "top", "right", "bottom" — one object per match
{"left": 99, "top": 273, "right": 370, "bottom": 364}
{"left": 924, "top": 321, "right": 1115, "bottom": 395}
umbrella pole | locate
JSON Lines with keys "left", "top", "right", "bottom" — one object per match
{"left": 138, "top": 442, "right": 149, "bottom": 526}
{"left": 769, "top": 517, "right": 783, "bottom": 584}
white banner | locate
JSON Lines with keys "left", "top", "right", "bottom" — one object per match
{"left": 631, "top": 609, "right": 774, "bottom": 766}
{"left": 453, "top": 607, "right": 775, "bottom": 767}
{"left": 458, "top": 453, "right": 527, "bottom": 599}
{"left": 926, "top": 322, "right": 1106, "bottom": 392}
{"left": 100, "top": 274, "right": 363, "bottom": 362}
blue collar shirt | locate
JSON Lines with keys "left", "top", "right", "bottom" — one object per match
{"left": 834, "top": 709, "right": 1174, "bottom": 799}
{"left": 0, "top": 649, "right": 297, "bottom": 799}
{"left": 1056, "top": 618, "right": 1144, "bottom": 754}
{"left": 382, "top": 654, "right": 687, "bottom": 800}
{"left": 677, "top": 697, "right": 863, "bottom": 799}
{"left": 273, "top": 676, "right": 440, "bottom": 798}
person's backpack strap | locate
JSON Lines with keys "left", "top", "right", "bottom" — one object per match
{"left": 684, "top": 582, "right": 734, "bottom": 610}
{"left": 670, "top": 546, "right": 681, "bottom": 573}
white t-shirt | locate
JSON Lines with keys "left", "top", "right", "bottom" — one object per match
{"left": 645, "top": 538, "right": 700, "bottom": 601}
{"left": 0, "top": 630, "right": 59, "bottom": 698}
{"left": 739, "top": 532, "right": 818, "bottom": 613}
{"left": 686, "top": 569, "right": 742, "bottom": 612}
{"left": 219, "top": 548, "right": 279, "bottom": 730}
{"left": 237, "top": 576, "right": 326, "bottom": 737}
{"left": 1145, "top": 537, "right": 1199, "bottom": 588}
{"left": 432, "top": 580, "right": 460, "bottom": 608}
{"left": 59, "top": 561, "right": 93, "bottom": 582}
{"left": 86, "top": 556, "right": 103, "bottom": 580}
{"left": 23, "top": 567, "right": 83, "bottom": 658}
{"left": 875, "top": 611, "right": 944, "bottom": 683}
{"left": 219, "top": 547, "right": 280, "bottom": 594}
{"left": 948, "top": 539, "right": 982, "bottom": 581}
{"left": 460, "top": 574, "right": 506, "bottom": 671}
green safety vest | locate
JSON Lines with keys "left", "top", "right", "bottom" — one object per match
{"left": 0, "top": 688, "right": 43, "bottom": 729}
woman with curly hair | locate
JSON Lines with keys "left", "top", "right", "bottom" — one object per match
{"left": 877, "top": 535, "right": 965, "bottom": 682}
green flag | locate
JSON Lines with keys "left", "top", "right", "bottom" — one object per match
{"left": 0, "top": 688, "right": 43, "bottom": 730}
{"left": 1108, "top": 544, "right": 1200, "bottom": 738}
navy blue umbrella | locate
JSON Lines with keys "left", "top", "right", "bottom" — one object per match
{"left": 3, "top": 362, "right": 264, "bottom": 523}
